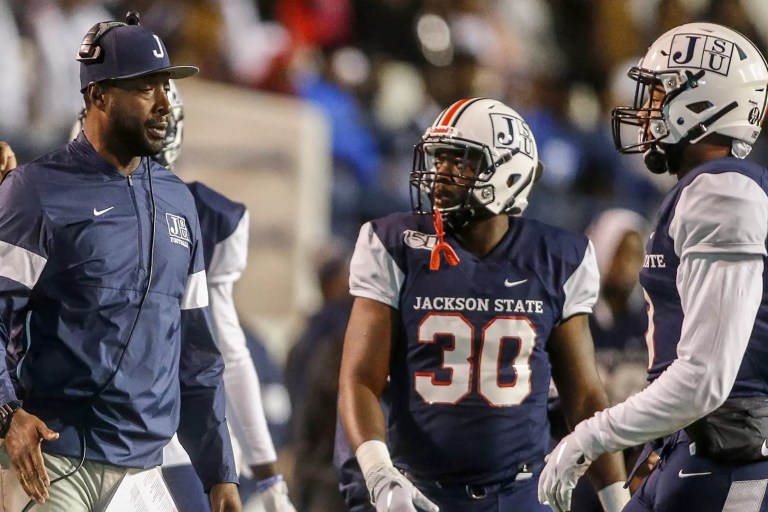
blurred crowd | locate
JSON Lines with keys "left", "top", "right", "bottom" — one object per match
{"left": 5, "top": 0, "right": 768, "bottom": 239}
{"left": 4, "top": 0, "right": 768, "bottom": 510}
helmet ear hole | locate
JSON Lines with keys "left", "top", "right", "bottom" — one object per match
{"left": 506, "top": 174, "right": 521, "bottom": 188}
{"left": 686, "top": 101, "right": 713, "bottom": 114}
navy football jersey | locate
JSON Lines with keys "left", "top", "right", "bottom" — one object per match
{"left": 186, "top": 181, "right": 246, "bottom": 273}
{"left": 640, "top": 157, "right": 768, "bottom": 396}
{"left": 349, "top": 212, "right": 599, "bottom": 484}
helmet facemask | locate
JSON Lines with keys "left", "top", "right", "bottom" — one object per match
{"left": 410, "top": 138, "right": 499, "bottom": 230}
{"left": 612, "top": 67, "right": 733, "bottom": 173}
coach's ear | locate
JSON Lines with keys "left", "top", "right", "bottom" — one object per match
{"left": 86, "top": 82, "right": 107, "bottom": 110}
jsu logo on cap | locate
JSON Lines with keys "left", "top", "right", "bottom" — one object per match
{"left": 152, "top": 35, "right": 165, "bottom": 58}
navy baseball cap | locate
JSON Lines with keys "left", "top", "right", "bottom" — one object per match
{"left": 78, "top": 23, "right": 198, "bottom": 93}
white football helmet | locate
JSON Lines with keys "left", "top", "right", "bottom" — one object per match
{"left": 612, "top": 23, "right": 768, "bottom": 172}
{"left": 69, "top": 79, "right": 184, "bottom": 168}
{"left": 410, "top": 98, "right": 539, "bottom": 223}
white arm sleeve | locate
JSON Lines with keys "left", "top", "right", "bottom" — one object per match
{"left": 575, "top": 171, "right": 768, "bottom": 458}
{"left": 208, "top": 210, "right": 277, "bottom": 466}
{"left": 210, "top": 280, "right": 277, "bottom": 465}
{"left": 562, "top": 240, "right": 600, "bottom": 319}
{"left": 349, "top": 222, "right": 404, "bottom": 309}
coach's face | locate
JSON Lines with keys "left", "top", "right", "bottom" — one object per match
{"left": 101, "top": 75, "right": 171, "bottom": 157}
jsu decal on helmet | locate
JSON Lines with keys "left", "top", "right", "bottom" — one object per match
{"left": 666, "top": 32, "right": 735, "bottom": 76}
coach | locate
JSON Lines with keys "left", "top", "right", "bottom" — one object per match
{"left": 0, "top": 13, "right": 240, "bottom": 512}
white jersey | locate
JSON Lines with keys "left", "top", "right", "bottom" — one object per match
{"left": 575, "top": 158, "right": 768, "bottom": 458}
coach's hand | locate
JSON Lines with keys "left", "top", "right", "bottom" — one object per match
{"left": 0, "top": 141, "right": 18, "bottom": 181}
{"left": 209, "top": 482, "right": 242, "bottom": 512}
{"left": 4, "top": 409, "right": 59, "bottom": 505}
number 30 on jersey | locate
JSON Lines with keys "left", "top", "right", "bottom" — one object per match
{"left": 414, "top": 313, "right": 535, "bottom": 407}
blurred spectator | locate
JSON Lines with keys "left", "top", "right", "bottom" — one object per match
{"left": 19, "top": 0, "right": 113, "bottom": 152}
{"left": 289, "top": 330, "right": 348, "bottom": 511}
{"left": 291, "top": 48, "right": 388, "bottom": 240}
{"left": 213, "top": 0, "right": 291, "bottom": 88}
{"left": 285, "top": 239, "right": 353, "bottom": 435}
{"left": 0, "top": 1, "right": 29, "bottom": 159}
{"left": 571, "top": 57, "right": 671, "bottom": 226}
{"left": 276, "top": 0, "right": 352, "bottom": 48}
{"left": 519, "top": 71, "right": 596, "bottom": 232}
{"left": 585, "top": 207, "right": 650, "bottom": 399}
{"left": 284, "top": 238, "right": 353, "bottom": 511}
{"left": 112, "top": 0, "right": 229, "bottom": 80}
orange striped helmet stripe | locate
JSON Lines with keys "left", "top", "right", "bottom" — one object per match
{"left": 437, "top": 98, "right": 473, "bottom": 126}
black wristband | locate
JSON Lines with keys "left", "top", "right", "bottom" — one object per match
{"left": 0, "top": 400, "right": 22, "bottom": 439}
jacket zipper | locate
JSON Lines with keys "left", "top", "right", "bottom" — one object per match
{"left": 127, "top": 174, "right": 145, "bottom": 271}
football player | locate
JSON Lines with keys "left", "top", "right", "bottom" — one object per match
{"left": 539, "top": 22, "right": 768, "bottom": 512}
{"left": 338, "top": 97, "right": 630, "bottom": 511}
{"left": 145, "top": 81, "right": 296, "bottom": 512}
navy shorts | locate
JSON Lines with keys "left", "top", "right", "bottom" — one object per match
{"left": 626, "top": 431, "right": 768, "bottom": 512}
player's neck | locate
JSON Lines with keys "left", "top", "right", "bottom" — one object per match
{"left": 453, "top": 214, "right": 509, "bottom": 257}
{"left": 675, "top": 140, "right": 731, "bottom": 180}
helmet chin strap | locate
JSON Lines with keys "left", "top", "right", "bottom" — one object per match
{"left": 644, "top": 142, "right": 686, "bottom": 175}
{"left": 643, "top": 146, "right": 669, "bottom": 174}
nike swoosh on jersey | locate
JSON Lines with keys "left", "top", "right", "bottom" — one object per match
{"left": 678, "top": 470, "right": 712, "bottom": 478}
{"left": 93, "top": 207, "right": 115, "bottom": 216}
{"left": 762, "top": 439, "right": 768, "bottom": 457}
{"left": 504, "top": 279, "right": 528, "bottom": 288}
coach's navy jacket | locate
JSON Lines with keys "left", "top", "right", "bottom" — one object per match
{"left": 0, "top": 135, "right": 237, "bottom": 490}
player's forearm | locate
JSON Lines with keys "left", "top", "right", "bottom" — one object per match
{"left": 338, "top": 381, "right": 387, "bottom": 451}
{"left": 564, "top": 386, "right": 627, "bottom": 487}
{"left": 585, "top": 451, "right": 626, "bottom": 491}
{"left": 250, "top": 461, "right": 278, "bottom": 480}
{"left": 210, "top": 281, "right": 278, "bottom": 464}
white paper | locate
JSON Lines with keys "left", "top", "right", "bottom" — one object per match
{"left": 105, "top": 467, "right": 179, "bottom": 512}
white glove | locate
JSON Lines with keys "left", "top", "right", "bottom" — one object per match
{"left": 365, "top": 465, "right": 439, "bottom": 512}
{"left": 356, "top": 440, "right": 439, "bottom": 512}
{"left": 538, "top": 433, "right": 592, "bottom": 512}
{"left": 257, "top": 476, "right": 297, "bottom": 512}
